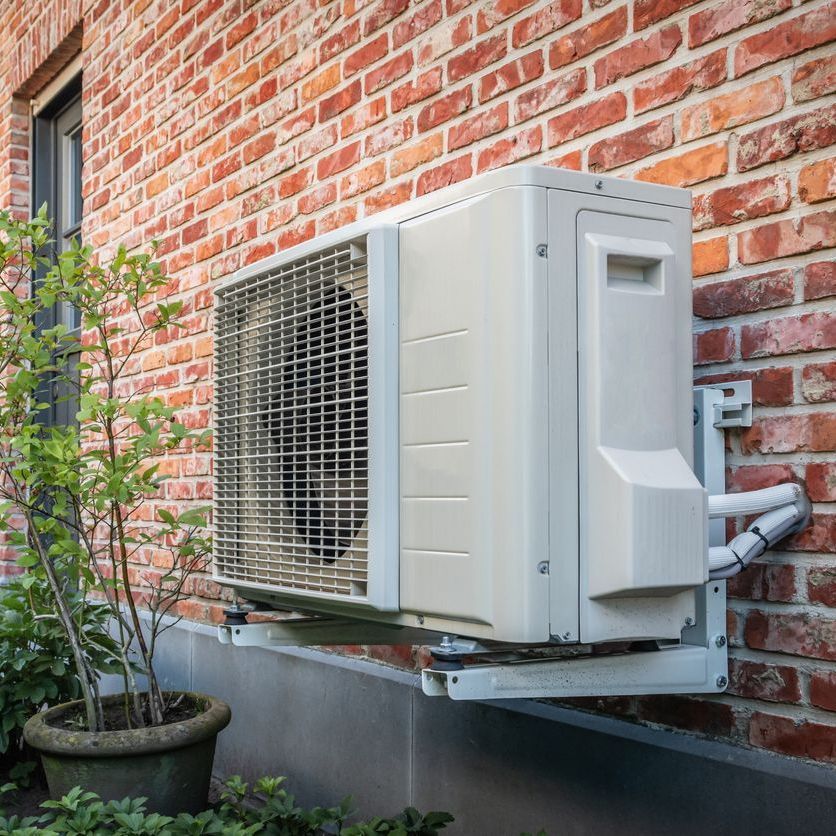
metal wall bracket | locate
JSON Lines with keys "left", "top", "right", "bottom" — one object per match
{"left": 701, "top": 380, "right": 752, "bottom": 429}
{"left": 420, "top": 386, "right": 730, "bottom": 700}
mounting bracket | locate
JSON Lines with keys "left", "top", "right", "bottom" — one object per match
{"left": 420, "top": 385, "right": 734, "bottom": 700}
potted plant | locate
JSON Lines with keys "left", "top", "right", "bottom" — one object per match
{"left": 0, "top": 208, "right": 230, "bottom": 814}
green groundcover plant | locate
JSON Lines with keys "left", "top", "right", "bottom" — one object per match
{"left": 0, "top": 776, "right": 455, "bottom": 835}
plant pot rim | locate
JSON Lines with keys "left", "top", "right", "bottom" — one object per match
{"left": 23, "top": 691, "right": 231, "bottom": 758}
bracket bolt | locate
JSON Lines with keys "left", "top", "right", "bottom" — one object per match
{"left": 562, "top": 632, "right": 572, "bottom": 641}
{"left": 594, "top": 180, "right": 604, "bottom": 190}
{"left": 537, "top": 561, "right": 549, "bottom": 575}
{"left": 715, "top": 635, "right": 727, "bottom": 648}
{"left": 716, "top": 675, "right": 728, "bottom": 689}
{"left": 536, "top": 244, "right": 548, "bottom": 258}
{"left": 417, "top": 615, "right": 425, "bottom": 625}
{"left": 684, "top": 617, "right": 694, "bottom": 627}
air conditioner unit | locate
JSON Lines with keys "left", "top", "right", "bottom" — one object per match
{"left": 213, "top": 165, "right": 715, "bottom": 648}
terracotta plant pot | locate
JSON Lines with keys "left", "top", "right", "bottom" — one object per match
{"left": 23, "top": 692, "right": 231, "bottom": 815}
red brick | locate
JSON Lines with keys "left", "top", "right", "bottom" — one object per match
{"left": 736, "top": 104, "right": 836, "bottom": 172}
{"left": 792, "top": 54, "right": 836, "bottom": 103}
{"left": 341, "top": 160, "right": 387, "bottom": 198}
{"left": 319, "top": 80, "right": 362, "bottom": 122}
{"left": 693, "top": 269, "right": 794, "bottom": 319}
{"left": 416, "top": 86, "right": 472, "bottom": 132}
{"left": 341, "top": 98, "right": 387, "bottom": 138}
{"left": 546, "top": 149, "right": 582, "bottom": 170}
{"left": 512, "top": 0, "right": 583, "bottom": 49}
{"left": 749, "top": 712, "right": 836, "bottom": 763}
{"left": 449, "top": 104, "right": 509, "bottom": 151}
{"left": 319, "top": 205, "right": 358, "bottom": 234}
{"left": 634, "top": 49, "right": 726, "bottom": 115}
{"left": 811, "top": 671, "right": 836, "bottom": 712}
{"left": 391, "top": 133, "right": 444, "bottom": 176}
{"left": 681, "top": 77, "right": 785, "bottom": 142}
{"left": 448, "top": 34, "right": 507, "bottom": 83}
{"left": 297, "top": 125, "right": 338, "bottom": 162}
{"left": 635, "top": 696, "right": 736, "bottom": 737}
{"left": 320, "top": 19, "right": 360, "bottom": 62}
{"left": 365, "top": 118, "right": 415, "bottom": 156}
{"left": 546, "top": 91, "right": 626, "bottom": 145}
{"left": 416, "top": 155, "right": 473, "bottom": 195}
{"left": 593, "top": 24, "right": 682, "bottom": 89}
{"left": 480, "top": 51, "right": 544, "bottom": 104}
{"left": 297, "top": 183, "right": 337, "bottom": 214}
{"left": 694, "top": 327, "right": 735, "bottom": 365}
{"left": 477, "top": 125, "right": 542, "bottom": 173}
{"left": 689, "top": 0, "right": 791, "bottom": 49}
{"left": 802, "top": 361, "right": 836, "bottom": 404}
{"left": 745, "top": 610, "right": 836, "bottom": 661}
{"left": 798, "top": 157, "right": 836, "bottom": 204}
{"left": 392, "top": 68, "right": 443, "bottom": 112}
{"left": 549, "top": 7, "right": 627, "bottom": 69}
{"left": 728, "top": 658, "right": 801, "bottom": 703}
{"left": 789, "top": 513, "right": 836, "bottom": 554}
{"left": 344, "top": 34, "right": 388, "bottom": 77}
{"left": 365, "top": 180, "right": 413, "bottom": 214}
{"left": 693, "top": 176, "right": 791, "bottom": 232}
{"left": 807, "top": 463, "right": 836, "bottom": 502}
{"left": 738, "top": 211, "right": 836, "bottom": 265}
{"left": 742, "top": 311, "right": 836, "bottom": 359}
{"left": 477, "top": 0, "right": 537, "bottom": 34}
{"left": 804, "top": 261, "right": 836, "bottom": 301}
{"left": 317, "top": 141, "right": 361, "bottom": 179}
{"left": 735, "top": 3, "right": 836, "bottom": 78}
{"left": 727, "top": 464, "right": 797, "bottom": 494}
{"left": 635, "top": 142, "right": 727, "bottom": 187}
{"left": 365, "top": 51, "right": 414, "bottom": 94}
{"left": 417, "top": 15, "right": 472, "bottom": 66}
{"left": 301, "top": 64, "right": 341, "bottom": 103}
{"left": 741, "top": 414, "right": 836, "bottom": 454}
{"left": 809, "top": 565, "right": 836, "bottom": 608}
{"left": 514, "top": 67, "right": 586, "bottom": 124}
{"left": 588, "top": 116, "right": 674, "bottom": 172}
{"left": 727, "top": 562, "right": 797, "bottom": 603}
{"left": 692, "top": 237, "right": 729, "bottom": 278}
{"left": 364, "top": 0, "right": 410, "bottom": 36}
{"left": 696, "top": 368, "right": 794, "bottom": 407}
{"left": 242, "top": 132, "right": 277, "bottom": 165}
{"left": 634, "top": 0, "right": 698, "bottom": 31}
{"left": 394, "top": 0, "right": 442, "bottom": 48}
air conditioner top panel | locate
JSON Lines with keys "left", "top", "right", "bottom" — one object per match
{"left": 215, "top": 166, "right": 691, "bottom": 295}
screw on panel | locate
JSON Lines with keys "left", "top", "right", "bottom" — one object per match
{"left": 684, "top": 617, "right": 694, "bottom": 627}
{"left": 417, "top": 615, "right": 424, "bottom": 625}
{"left": 594, "top": 180, "right": 604, "bottom": 190}
{"left": 536, "top": 244, "right": 548, "bottom": 258}
{"left": 693, "top": 408, "right": 700, "bottom": 427}
{"left": 562, "top": 632, "right": 571, "bottom": 641}
{"left": 537, "top": 561, "right": 549, "bottom": 575}
{"left": 715, "top": 635, "right": 727, "bottom": 647}
{"left": 716, "top": 675, "right": 728, "bottom": 689}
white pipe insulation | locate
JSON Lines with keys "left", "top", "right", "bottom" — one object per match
{"left": 707, "top": 483, "right": 811, "bottom": 580}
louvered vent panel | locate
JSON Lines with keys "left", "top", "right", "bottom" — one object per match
{"left": 215, "top": 242, "right": 371, "bottom": 600}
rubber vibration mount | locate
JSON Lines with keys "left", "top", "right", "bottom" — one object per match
{"left": 223, "top": 607, "right": 249, "bottom": 627}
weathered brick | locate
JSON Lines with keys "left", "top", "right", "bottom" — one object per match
{"left": 365, "top": 51, "right": 414, "bottom": 94}
{"left": 416, "top": 155, "right": 473, "bottom": 196}
{"left": 593, "top": 24, "right": 682, "bottom": 89}
{"left": 635, "top": 142, "right": 727, "bottom": 187}
{"left": 393, "top": 0, "right": 442, "bottom": 48}
{"left": 735, "top": 3, "right": 836, "bottom": 77}
{"left": 789, "top": 513, "right": 836, "bottom": 554}
{"left": 745, "top": 610, "right": 836, "bottom": 661}
{"left": 512, "top": 0, "right": 582, "bottom": 48}
{"left": 588, "top": 116, "right": 674, "bottom": 172}
{"left": 391, "top": 133, "right": 444, "bottom": 176}
{"left": 549, "top": 6, "right": 627, "bottom": 69}
{"left": 736, "top": 104, "right": 836, "bottom": 172}
{"left": 316, "top": 141, "right": 361, "bottom": 179}
{"left": 693, "top": 176, "right": 791, "bottom": 231}
{"left": 340, "top": 160, "right": 387, "bottom": 198}
{"left": 634, "top": 50, "right": 726, "bottom": 115}
{"left": 514, "top": 67, "right": 586, "bottom": 124}
{"left": 693, "top": 269, "right": 794, "bottom": 319}
{"left": 792, "top": 54, "right": 836, "bottom": 103}
{"left": 804, "top": 261, "right": 836, "bottom": 301}
{"left": 448, "top": 104, "right": 509, "bottom": 151}
{"left": 692, "top": 237, "right": 729, "bottom": 278}
{"left": 364, "top": 180, "right": 413, "bottom": 214}
{"left": 811, "top": 671, "right": 836, "bottom": 712}
{"left": 364, "top": 0, "right": 410, "bottom": 37}
{"left": 742, "top": 311, "right": 836, "bottom": 359}
{"left": 798, "top": 157, "right": 836, "bottom": 204}
{"left": 344, "top": 34, "right": 388, "bottom": 77}
{"left": 448, "top": 34, "right": 507, "bottom": 83}
{"left": 694, "top": 327, "right": 735, "bottom": 365}
{"left": 802, "top": 361, "right": 836, "bottom": 404}
{"left": 738, "top": 211, "right": 836, "bottom": 265}
{"left": 320, "top": 20, "right": 360, "bottom": 62}
{"left": 546, "top": 91, "right": 626, "bottom": 145}
{"left": 634, "top": 0, "right": 699, "bottom": 31}
{"left": 750, "top": 713, "right": 836, "bottom": 763}
{"left": 807, "top": 463, "right": 836, "bottom": 502}
{"left": 689, "top": 0, "right": 792, "bottom": 49}
{"left": 696, "top": 368, "right": 794, "bottom": 407}
{"left": 728, "top": 658, "right": 801, "bottom": 703}
{"left": 476, "top": 125, "right": 542, "bottom": 173}
{"left": 319, "top": 80, "right": 362, "bottom": 122}
{"left": 416, "top": 86, "right": 472, "bottom": 132}
{"left": 727, "top": 563, "right": 797, "bottom": 604}
{"left": 635, "top": 695, "right": 736, "bottom": 737}
{"left": 391, "top": 68, "right": 443, "bottom": 112}
{"left": 681, "top": 77, "right": 785, "bottom": 142}
{"left": 479, "top": 51, "right": 544, "bottom": 104}
{"left": 727, "top": 464, "right": 797, "bottom": 494}
{"left": 741, "top": 414, "right": 836, "bottom": 454}
{"left": 476, "top": 0, "right": 537, "bottom": 34}
{"left": 417, "top": 15, "right": 472, "bottom": 66}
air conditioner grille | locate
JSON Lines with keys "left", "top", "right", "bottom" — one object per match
{"left": 214, "top": 242, "right": 370, "bottom": 599}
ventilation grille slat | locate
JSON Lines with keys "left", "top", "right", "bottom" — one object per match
{"left": 214, "top": 242, "right": 370, "bottom": 599}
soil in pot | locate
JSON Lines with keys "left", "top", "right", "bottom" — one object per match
{"left": 23, "top": 692, "right": 231, "bottom": 816}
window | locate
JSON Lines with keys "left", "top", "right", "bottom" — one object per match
{"left": 32, "top": 75, "right": 82, "bottom": 427}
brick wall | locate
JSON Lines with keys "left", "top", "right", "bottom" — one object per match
{"left": 1, "top": 0, "right": 834, "bottom": 764}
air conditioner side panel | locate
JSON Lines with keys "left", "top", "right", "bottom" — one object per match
{"left": 398, "top": 186, "right": 550, "bottom": 643}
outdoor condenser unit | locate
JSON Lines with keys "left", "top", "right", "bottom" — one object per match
{"left": 214, "top": 166, "right": 809, "bottom": 699}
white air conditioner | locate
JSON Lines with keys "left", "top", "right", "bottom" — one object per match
{"left": 213, "top": 166, "right": 709, "bottom": 647}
